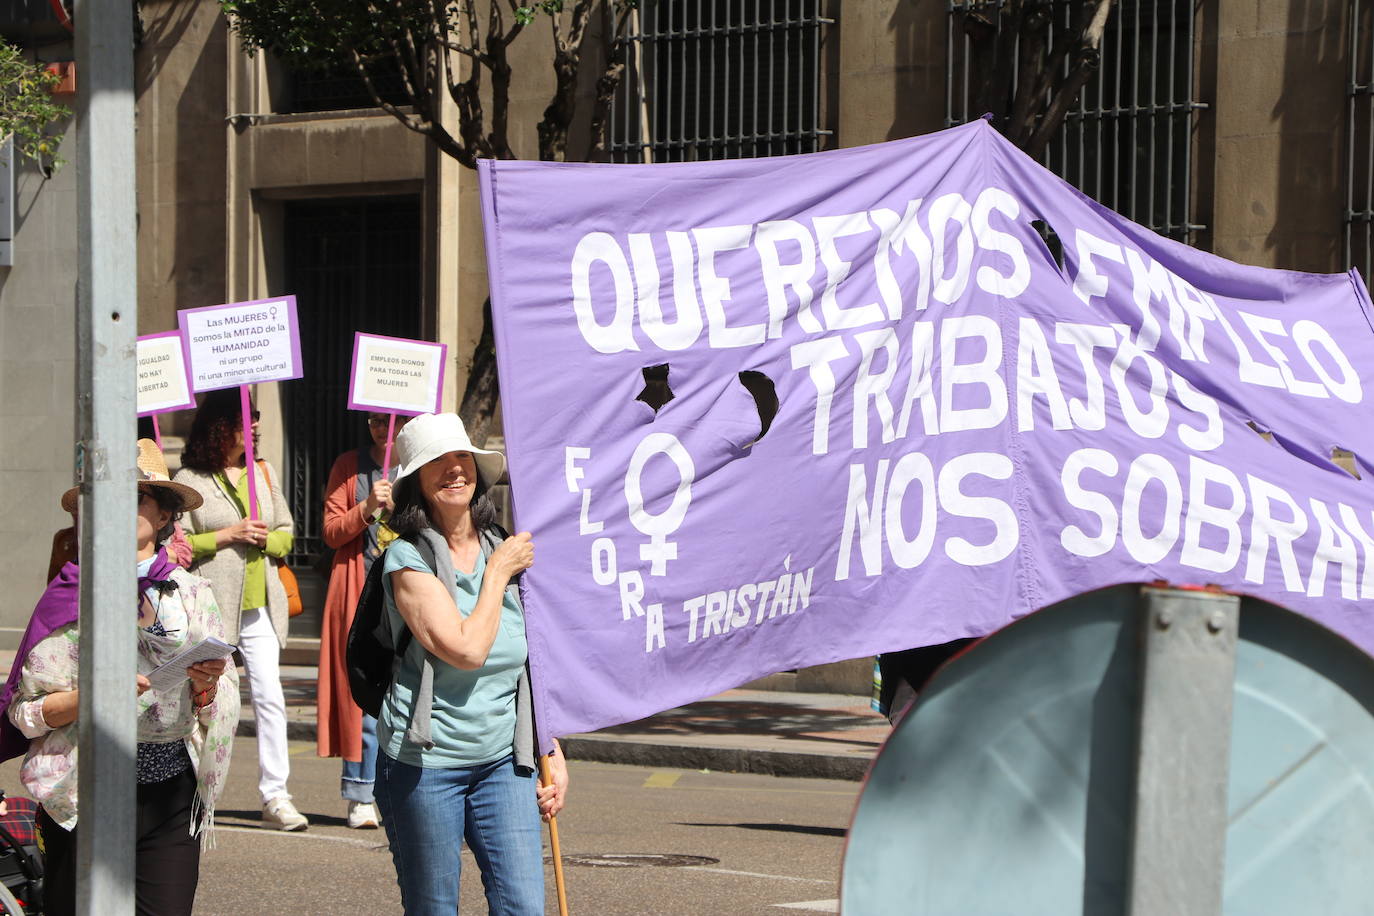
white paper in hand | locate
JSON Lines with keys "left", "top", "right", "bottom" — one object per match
{"left": 147, "top": 637, "right": 236, "bottom": 693}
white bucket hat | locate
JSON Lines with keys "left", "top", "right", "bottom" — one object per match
{"left": 392, "top": 413, "right": 506, "bottom": 488}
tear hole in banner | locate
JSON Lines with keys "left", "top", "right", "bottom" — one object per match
{"left": 636, "top": 363, "right": 674, "bottom": 413}
{"left": 738, "top": 370, "right": 778, "bottom": 448}
{"left": 1031, "top": 218, "right": 1066, "bottom": 275}
{"left": 1331, "top": 446, "right": 1363, "bottom": 480}
{"left": 1246, "top": 419, "right": 1275, "bottom": 443}
{"left": 1266, "top": 427, "right": 1355, "bottom": 481}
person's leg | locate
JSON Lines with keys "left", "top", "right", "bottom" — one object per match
{"left": 341, "top": 713, "right": 378, "bottom": 803}
{"left": 374, "top": 753, "right": 468, "bottom": 915}
{"left": 237, "top": 606, "right": 292, "bottom": 804}
{"left": 463, "top": 756, "right": 545, "bottom": 916}
{"left": 134, "top": 767, "right": 200, "bottom": 916}
{"left": 879, "top": 639, "right": 978, "bottom": 725}
{"left": 36, "top": 805, "right": 77, "bottom": 916}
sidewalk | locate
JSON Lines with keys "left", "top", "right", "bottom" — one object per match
{"left": 0, "top": 652, "right": 892, "bottom": 781}
{"left": 267, "top": 664, "right": 890, "bottom": 780}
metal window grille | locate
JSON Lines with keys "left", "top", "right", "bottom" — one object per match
{"left": 947, "top": 1, "right": 1205, "bottom": 243}
{"left": 281, "top": 196, "right": 422, "bottom": 570}
{"left": 281, "top": 57, "right": 410, "bottom": 114}
{"left": 607, "top": 0, "right": 834, "bottom": 163}
{"left": 1347, "top": 0, "right": 1374, "bottom": 283}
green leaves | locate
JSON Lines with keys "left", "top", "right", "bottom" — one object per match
{"left": 0, "top": 39, "right": 70, "bottom": 171}
{"left": 515, "top": 3, "right": 569, "bottom": 27}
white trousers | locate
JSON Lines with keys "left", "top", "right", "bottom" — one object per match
{"left": 238, "top": 606, "right": 291, "bottom": 803}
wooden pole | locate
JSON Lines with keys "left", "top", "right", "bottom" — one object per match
{"left": 539, "top": 755, "right": 570, "bottom": 916}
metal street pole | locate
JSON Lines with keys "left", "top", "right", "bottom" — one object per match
{"left": 1127, "top": 587, "right": 1240, "bottom": 915}
{"left": 74, "top": 0, "right": 139, "bottom": 913}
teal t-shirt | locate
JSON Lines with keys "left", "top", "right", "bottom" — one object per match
{"left": 379, "top": 538, "right": 527, "bottom": 768}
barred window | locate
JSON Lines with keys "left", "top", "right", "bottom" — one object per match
{"left": 607, "top": 0, "right": 834, "bottom": 163}
{"left": 1348, "top": 0, "right": 1374, "bottom": 282}
{"left": 271, "top": 56, "right": 411, "bottom": 116}
{"left": 948, "top": 0, "right": 1205, "bottom": 243}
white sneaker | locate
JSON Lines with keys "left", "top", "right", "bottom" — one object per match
{"left": 347, "top": 801, "right": 380, "bottom": 829}
{"left": 262, "top": 796, "right": 308, "bottom": 831}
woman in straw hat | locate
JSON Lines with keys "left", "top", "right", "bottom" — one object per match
{"left": 374, "top": 412, "right": 567, "bottom": 915}
{"left": 173, "top": 389, "right": 306, "bottom": 831}
{"left": 0, "top": 439, "right": 240, "bottom": 916}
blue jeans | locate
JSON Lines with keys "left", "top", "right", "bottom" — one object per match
{"left": 341, "top": 714, "right": 378, "bottom": 803}
{"left": 375, "top": 752, "right": 544, "bottom": 915}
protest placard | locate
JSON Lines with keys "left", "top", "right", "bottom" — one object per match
{"left": 479, "top": 118, "right": 1374, "bottom": 749}
{"left": 178, "top": 296, "right": 302, "bottom": 392}
{"left": 347, "top": 333, "right": 446, "bottom": 416}
{"left": 136, "top": 332, "right": 195, "bottom": 416}
{"left": 178, "top": 296, "right": 303, "bottom": 519}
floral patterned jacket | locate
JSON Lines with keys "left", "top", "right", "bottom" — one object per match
{"left": 7, "top": 568, "right": 239, "bottom": 845}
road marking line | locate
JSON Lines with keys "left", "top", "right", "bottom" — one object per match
{"left": 771, "top": 899, "right": 839, "bottom": 911}
{"left": 631, "top": 782, "right": 857, "bottom": 798}
{"left": 682, "top": 866, "right": 829, "bottom": 885}
{"left": 643, "top": 771, "right": 681, "bottom": 788}
{"left": 215, "top": 825, "right": 386, "bottom": 850}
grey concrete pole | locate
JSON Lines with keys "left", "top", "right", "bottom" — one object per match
{"left": 74, "top": 0, "right": 139, "bottom": 913}
{"left": 1127, "top": 587, "right": 1240, "bottom": 916}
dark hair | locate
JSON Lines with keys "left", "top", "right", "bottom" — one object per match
{"left": 388, "top": 472, "right": 497, "bottom": 538}
{"left": 143, "top": 485, "right": 183, "bottom": 545}
{"left": 181, "top": 389, "right": 246, "bottom": 471}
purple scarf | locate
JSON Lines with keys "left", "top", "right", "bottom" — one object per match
{"left": 0, "top": 548, "right": 179, "bottom": 763}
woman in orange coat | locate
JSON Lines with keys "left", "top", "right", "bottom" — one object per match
{"left": 316, "top": 412, "right": 409, "bottom": 829}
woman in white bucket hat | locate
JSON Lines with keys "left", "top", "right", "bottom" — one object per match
{"left": 372, "top": 413, "right": 567, "bottom": 915}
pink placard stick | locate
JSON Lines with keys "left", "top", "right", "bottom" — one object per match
{"left": 382, "top": 412, "right": 397, "bottom": 482}
{"left": 151, "top": 415, "right": 164, "bottom": 452}
{"left": 240, "top": 385, "right": 260, "bottom": 521}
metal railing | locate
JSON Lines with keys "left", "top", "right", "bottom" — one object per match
{"left": 947, "top": 0, "right": 1206, "bottom": 243}
{"left": 607, "top": 0, "right": 834, "bottom": 163}
{"left": 1348, "top": 0, "right": 1374, "bottom": 283}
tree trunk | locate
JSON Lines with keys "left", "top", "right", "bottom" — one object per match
{"left": 458, "top": 298, "right": 501, "bottom": 447}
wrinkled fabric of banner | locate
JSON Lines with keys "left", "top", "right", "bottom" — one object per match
{"left": 479, "top": 120, "right": 1374, "bottom": 749}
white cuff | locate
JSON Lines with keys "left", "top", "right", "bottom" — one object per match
{"left": 7, "top": 697, "right": 51, "bottom": 739}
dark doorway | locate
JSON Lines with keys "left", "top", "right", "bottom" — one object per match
{"left": 282, "top": 195, "right": 422, "bottom": 579}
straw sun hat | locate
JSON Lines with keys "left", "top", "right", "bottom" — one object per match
{"left": 60, "top": 438, "right": 203, "bottom": 514}
{"left": 392, "top": 413, "right": 505, "bottom": 488}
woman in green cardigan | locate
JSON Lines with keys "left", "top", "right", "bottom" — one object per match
{"left": 173, "top": 389, "right": 306, "bottom": 831}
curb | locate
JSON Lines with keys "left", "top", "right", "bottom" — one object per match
{"left": 236, "top": 720, "right": 875, "bottom": 781}
{"left": 560, "top": 735, "right": 873, "bottom": 782}
{"left": 237, "top": 718, "right": 318, "bottom": 743}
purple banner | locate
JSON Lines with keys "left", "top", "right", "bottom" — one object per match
{"left": 479, "top": 120, "right": 1374, "bottom": 748}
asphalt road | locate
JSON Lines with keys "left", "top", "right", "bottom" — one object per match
{"left": 3, "top": 736, "right": 862, "bottom": 914}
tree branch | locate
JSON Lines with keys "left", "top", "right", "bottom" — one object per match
{"left": 1025, "top": 0, "right": 1115, "bottom": 159}
{"left": 963, "top": 2, "right": 1019, "bottom": 128}
{"left": 584, "top": 4, "right": 635, "bottom": 160}
{"left": 1007, "top": 1, "right": 1052, "bottom": 148}
{"left": 537, "top": 1, "right": 600, "bottom": 161}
